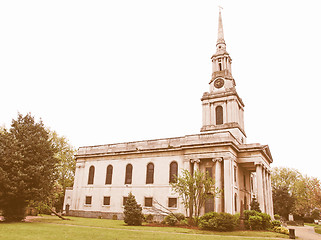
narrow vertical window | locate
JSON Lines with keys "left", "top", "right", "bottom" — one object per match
{"left": 146, "top": 163, "right": 154, "bottom": 184}
{"left": 234, "top": 193, "right": 237, "bottom": 212}
{"left": 206, "top": 167, "right": 213, "bottom": 179}
{"left": 218, "top": 58, "right": 222, "bottom": 71}
{"left": 88, "top": 166, "right": 95, "bottom": 185}
{"left": 215, "top": 106, "right": 223, "bottom": 125}
{"left": 234, "top": 166, "right": 237, "bottom": 183}
{"left": 105, "top": 165, "right": 113, "bottom": 185}
{"left": 243, "top": 173, "right": 246, "bottom": 189}
{"left": 169, "top": 161, "right": 178, "bottom": 183}
{"left": 123, "top": 197, "right": 128, "bottom": 206}
{"left": 125, "top": 164, "right": 133, "bottom": 184}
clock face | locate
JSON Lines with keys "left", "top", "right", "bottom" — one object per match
{"left": 214, "top": 78, "right": 224, "bottom": 89}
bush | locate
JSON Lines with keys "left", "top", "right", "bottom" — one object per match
{"left": 164, "top": 213, "right": 186, "bottom": 226}
{"left": 112, "top": 214, "right": 118, "bottom": 220}
{"left": 123, "top": 193, "right": 143, "bottom": 226}
{"left": 271, "top": 220, "right": 281, "bottom": 228}
{"left": 248, "top": 215, "right": 263, "bottom": 230}
{"left": 199, "top": 212, "right": 237, "bottom": 231}
{"left": 243, "top": 210, "right": 272, "bottom": 230}
{"left": 164, "top": 214, "right": 178, "bottom": 226}
{"left": 145, "top": 214, "right": 153, "bottom": 223}
{"left": 274, "top": 214, "right": 281, "bottom": 220}
{"left": 273, "top": 226, "right": 289, "bottom": 235}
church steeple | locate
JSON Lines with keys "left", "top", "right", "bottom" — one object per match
{"left": 201, "top": 9, "right": 246, "bottom": 144}
{"left": 216, "top": 8, "right": 226, "bottom": 53}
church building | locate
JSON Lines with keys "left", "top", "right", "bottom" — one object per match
{"left": 64, "top": 10, "right": 274, "bottom": 219}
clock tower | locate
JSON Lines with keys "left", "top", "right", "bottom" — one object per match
{"left": 201, "top": 9, "right": 246, "bottom": 143}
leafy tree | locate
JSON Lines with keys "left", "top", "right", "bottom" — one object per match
{"left": 250, "top": 197, "right": 261, "bottom": 212}
{"left": 272, "top": 167, "right": 321, "bottom": 218}
{"left": 0, "top": 113, "right": 57, "bottom": 221}
{"left": 123, "top": 192, "right": 143, "bottom": 225}
{"left": 170, "top": 169, "right": 220, "bottom": 222}
{"left": 48, "top": 130, "right": 76, "bottom": 212}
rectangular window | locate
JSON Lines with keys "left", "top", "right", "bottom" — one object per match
{"left": 144, "top": 197, "right": 153, "bottom": 207}
{"left": 103, "top": 196, "right": 110, "bottom": 206}
{"left": 243, "top": 174, "right": 246, "bottom": 189}
{"left": 123, "top": 197, "right": 128, "bottom": 206}
{"left": 234, "top": 166, "right": 237, "bottom": 183}
{"left": 85, "top": 196, "right": 92, "bottom": 205}
{"left": 168, "top": 198, "right": 177, "bottom": 208}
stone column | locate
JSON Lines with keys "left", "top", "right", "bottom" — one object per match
{"left": 267, "top": 171, "right": 274, "bottom": 217}
{"left": 224, "top": 157, "right": 234, "bottom": 214}
{"left": 255, "top": 163, "right": 265, "bottom": 213}
{"left": 213, "top": 158, "right": 223, "bottom": 212}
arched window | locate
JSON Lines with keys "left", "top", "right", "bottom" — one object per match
{"left": 169, "top": 161, "right": 178, "bottom": 183}
{"left": 216, "top": 106, "right": 223, "bottom": 125}
{"left": 105, "top": 165, "right": 113, "bottom": 185}
{"left": 88, "top": 166, "right": 95, "bottom": 185}
{"left": 146, "top": 163, "right": 154, "bottom": 184}
{"left": 125, "top": 164, "right": 133, "bottom": 184}
{"left": 234, "top": 193, "right": 238, "bottom": 212}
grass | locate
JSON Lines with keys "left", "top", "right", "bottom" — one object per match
{"left": 305, "top": 223, "right": 321, "bottom": 234}
{"left": 0, "top": 215, "right": 289, "bottom": 240}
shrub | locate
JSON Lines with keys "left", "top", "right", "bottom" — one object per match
{"left": 123, "top": 193, "right": 143, "bottom": 226}
{"left": 248, "top": 215, "right": 263, "bottom": 230}
{"left": 273, "top": 226, "right": 289, "bottom": 235}
{"left": 164, "top": 213, "right": 186, "bottom": 226}
{"left": 243, "top": 210, "right": 272, "bottom": 230}
{"left": 145, "top": 214, "right": 153, "bottom": 223}
{"left": 199, "top": 212, "right": 237, "bottom": 231}
{"left": 271, "top": 220, "right": 281, "bottom": 228}
{"left": 274, "top": 214, "right": 281, "bottom": 220}
{"left": 112, "top": 214, "right": 118, "bottom": 220}
{"left": 164, "top": 214, "right": 178, "bottom": 226}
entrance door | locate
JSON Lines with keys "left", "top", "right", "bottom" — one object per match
{"left": 205, "top": 195, "right": 214, "bottom": 213}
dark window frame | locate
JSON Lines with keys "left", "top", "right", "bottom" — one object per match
{"left": 215, "top": 106, "right": 223, "bottom": 125}
{"left": 88, "top": 166, "right": 95, "bottom": 185}
{"left": 146, "top": 162, "right": 154, "bottom": 184}
{"left": 168, "top": 198, "right": 177, "bottom": 208}
{"left": 105, "top": 165, "right": 113, "bottom": 185}
{"left": 144, "top": 197, "right": 153, "bottom": 207}
{"left": 125, "top": 164, "right": 133, "bottom": 184}
{"left": 85, "top": 196, "right": 92, "bottom": 205}
{"left": 103, "top": 196, "right": 111, "bottom": 206}
{"left": 169, "top": 161, "right": 178, "bottom": 183}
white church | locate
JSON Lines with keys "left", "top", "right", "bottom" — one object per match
{"left": 64, "top": 10, "right": 274, "bottom": 219}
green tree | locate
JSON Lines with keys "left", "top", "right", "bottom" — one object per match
{"left": 170, "top": 169, "right": 220, "bottom": 222}
{"left": 250, "top": 197, "right": 261, "bottom": 212}
{"left": 272, "top": 186, "right": 295, "bottom": 219}
{"left": 123, "top": 192, "right": 143, "bottom": 226}
{"left": 49, "top": 130, "right": 76, "bottom": 212}
{"left": 0, "top": 113, "right": 57, "bottom": 222}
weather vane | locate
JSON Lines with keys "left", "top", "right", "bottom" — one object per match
{"left": 218, "top": 5, "right": 223, "bottom": 12}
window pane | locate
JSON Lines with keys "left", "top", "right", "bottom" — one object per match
{"left": 106, "top": 165, "right": 113, "bottom": 185}
{"left": 168, "top": 198, "right": 177, "bottom": 208}
{"left": 169, "top": 161, "right": 178, "bottom": 183}
{"left": 144, "top": 197, "right": 153, "bottom": 207}
{"left": 123, "top": 197, "right": 128, "bottom": 206}
{"left": 103, "top": 196, "right": 110, "bottom": 206}
{"left": 146, "top": 163, "right": 154, "bottom": 184}
{"left": 125, "top": 164, "right": 133, "bottom": 184}
{"left": 88, "top": 166, "right": 95, "bottom": 185}
{"left": 216, "top": 106, "right": 223, "bottom": 125}
{"left": 85, "top": 196, "right": 92, "bottom": 205}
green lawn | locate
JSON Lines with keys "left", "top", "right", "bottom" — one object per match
{"left": 0, "top": 215, "right": 288, "bottom": 240}
{"left": 305, "top": 223, "right": 321, "bottom": 234}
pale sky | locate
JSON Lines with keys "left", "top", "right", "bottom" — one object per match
{"left": 1, "top": 0, "right": 320, "bottom": 179}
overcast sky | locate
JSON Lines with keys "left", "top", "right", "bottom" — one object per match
{"left": 1, "top": 0, "right": 320, "bottom": 179}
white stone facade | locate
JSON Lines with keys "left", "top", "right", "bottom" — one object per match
{"left": 64, "top": 10, "right": 274, "bottom": 219}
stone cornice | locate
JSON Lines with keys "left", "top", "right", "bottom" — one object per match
{"left": 201, "top": 89, "right": 244, "bottom": 107}
{"left": 200, "top": 122, "right": 246, "bottom": 138}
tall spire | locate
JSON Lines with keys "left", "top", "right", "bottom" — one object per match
{"left": 217, "top": 7, "right": 225, "bottom": 46}
{"left": 215, "top": 7, "right": 227, "bottom": 54}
